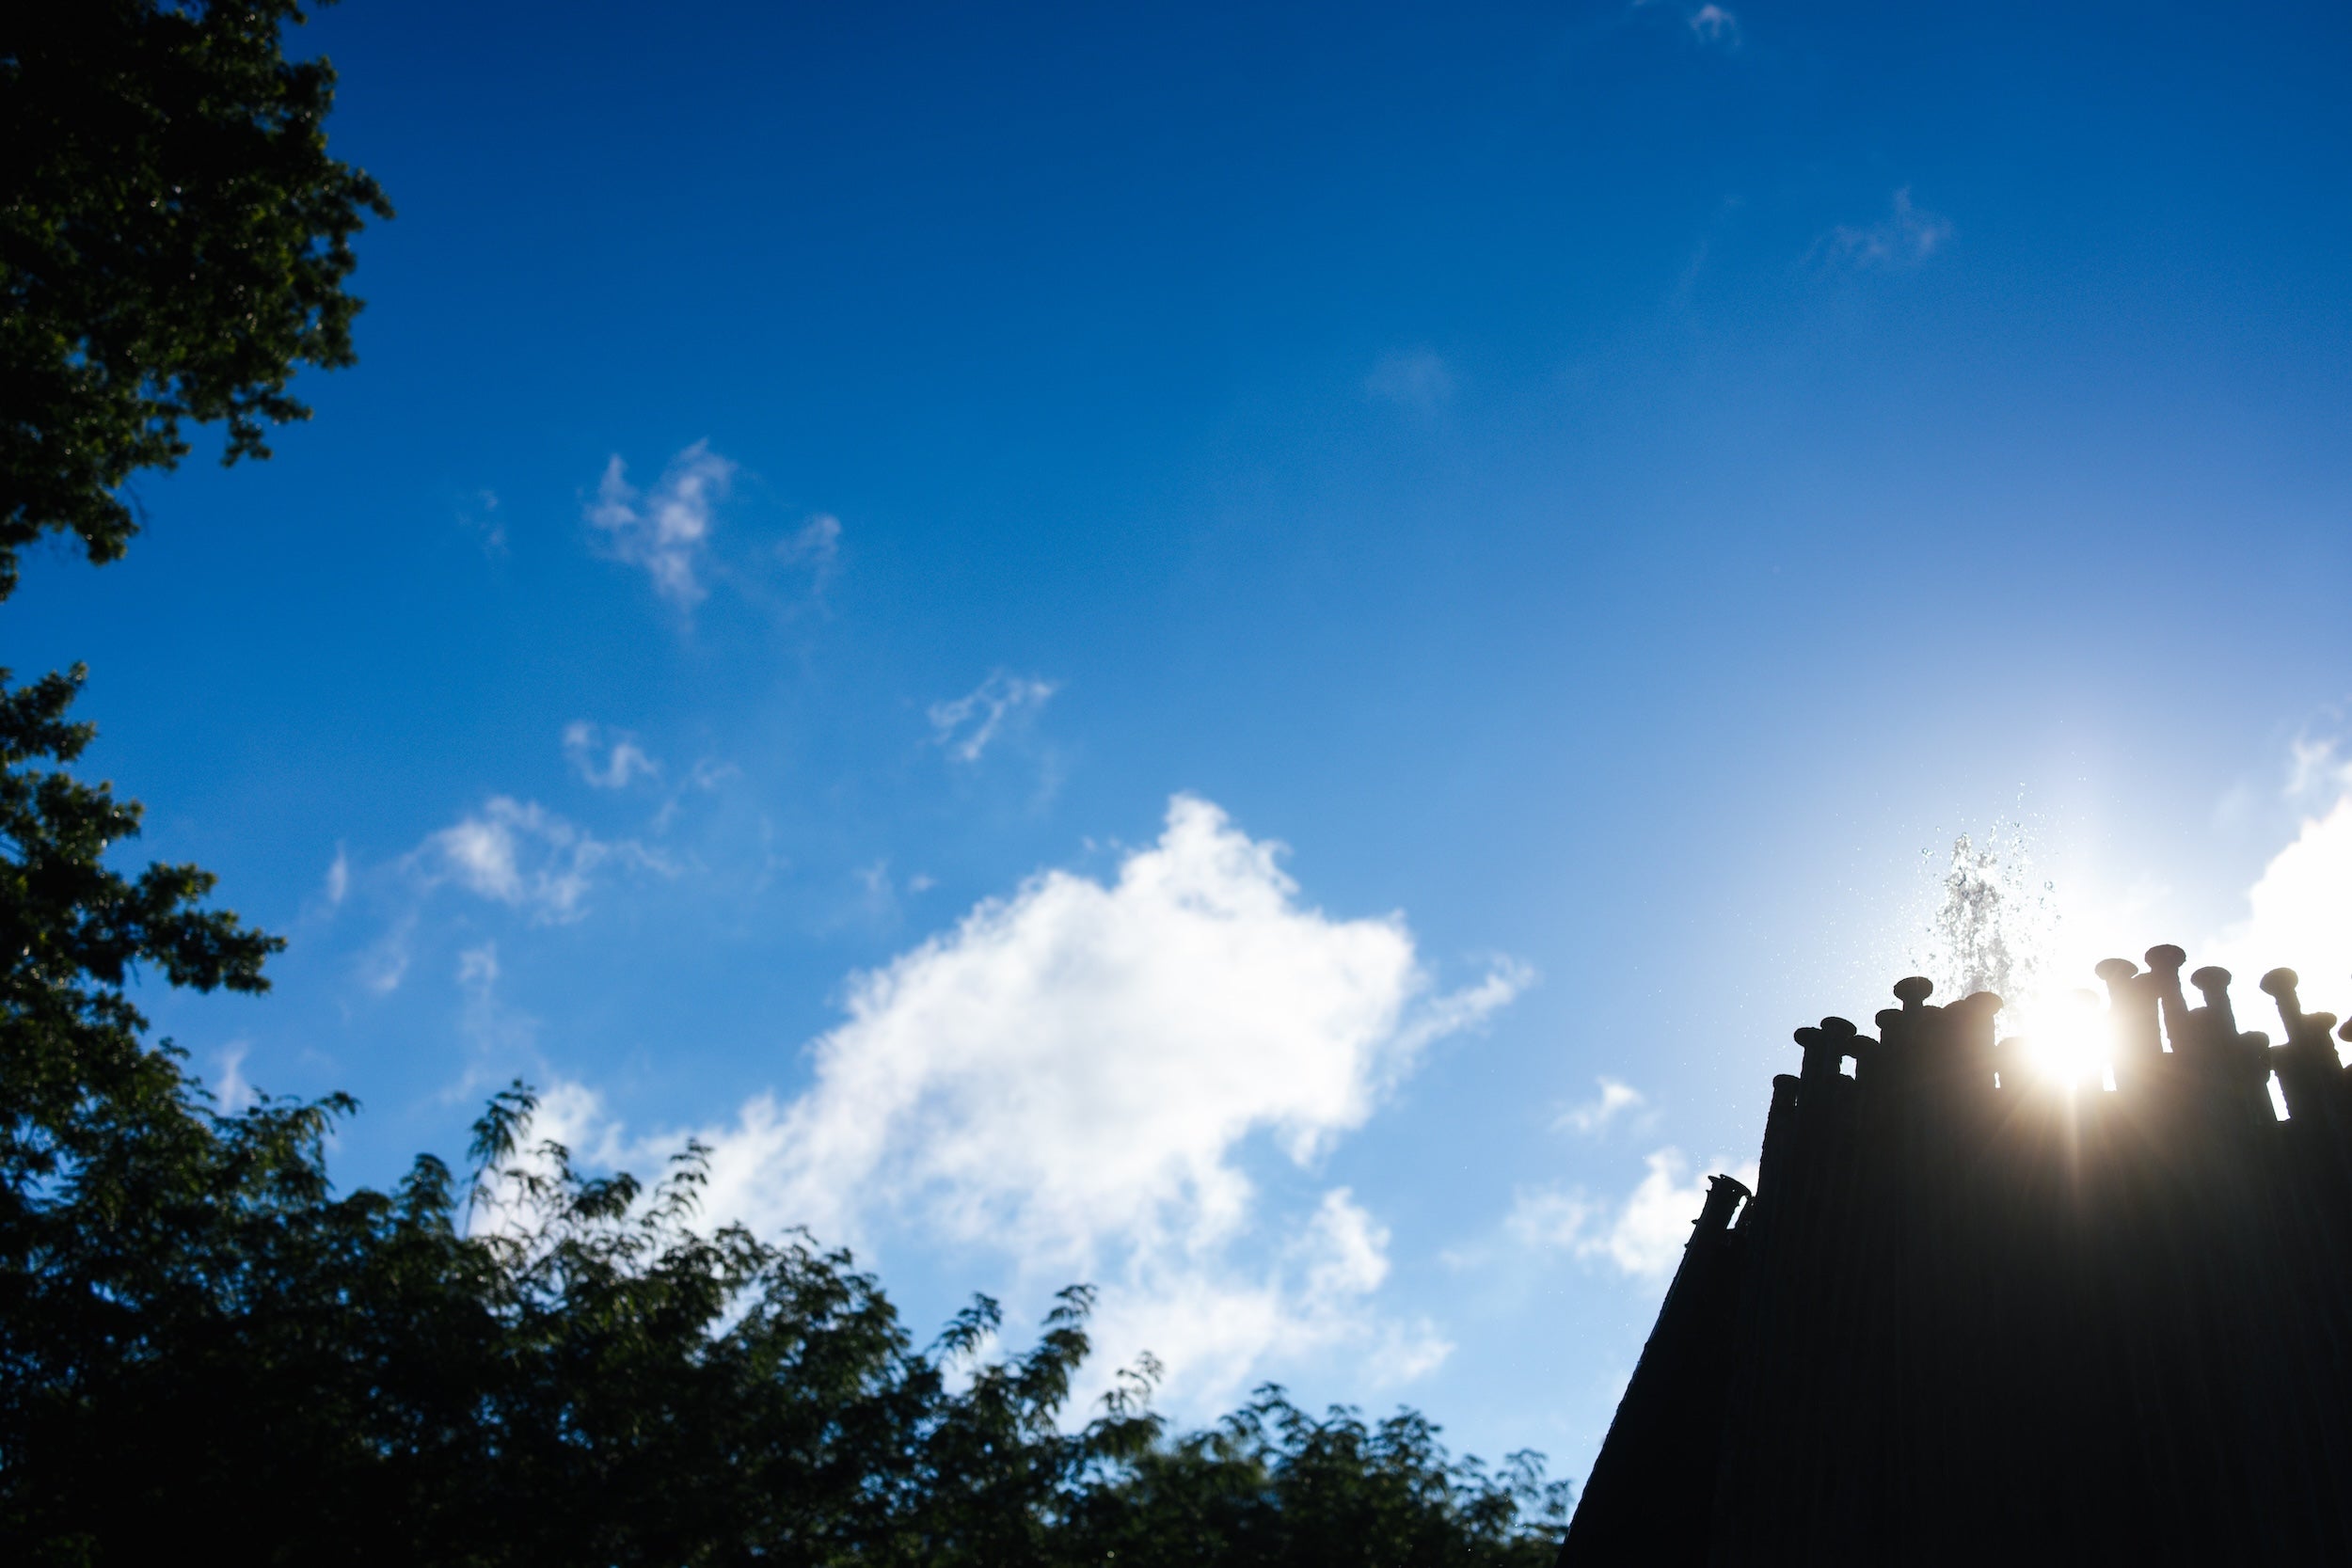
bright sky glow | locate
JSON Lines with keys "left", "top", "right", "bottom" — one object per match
{"left": 8, "top": 0, "right": 2352, "bottom": 1481}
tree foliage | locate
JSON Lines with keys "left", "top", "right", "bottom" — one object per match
{"left": 0, "top": 662, "right": 280, "bottom": 1192}
{"left": 0, "top": 0, "right": 391, "bottom": 598}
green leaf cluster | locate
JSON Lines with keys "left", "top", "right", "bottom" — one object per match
{"left": 1, "top": 1, "right": 391, "bottom": 598}
{"left": 2, "top": 1069, "right": 1571, "bottom": 1564}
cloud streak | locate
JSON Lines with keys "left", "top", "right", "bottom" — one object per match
{"left": 1820, "top": 188, "right": 1953, "bottom": 270}
{"left": 929, "top": 672, "right": 1058, "bottom": 763}
{"left": 414, "top": 796, "right": 666, "bottom": 924}
{"left": 1556, "top": 1077, "right": 1646, "bottom": 1135}
{"left": 564, "top": 721, "right": 660, "bottom": 790}
{"left": 780, "top": 513, "right": 842, "bottom": 579}
{"left": 1688, "top": 5, "right": 1739, "bottom": 46}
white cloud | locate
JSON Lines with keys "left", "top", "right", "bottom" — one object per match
{"left": 1506, "top": 1147, "right": 1758, "bottom": 1280}
{"left": 691, "top": 794, "right": 1512, "bottom": 1248}
{"left": 1555, "top": 1076, "right": 1646, "bottom": 1135}
{"left": 1820, "top": 187, "right": 1953, "bottom": 269}
{"left": 2207, "top": 791, "right": 2352, "bottom": 1018}
{"left": 1689, "top": 4, "right": 1739, "bottom": 45}
{"left": 548, "top": 795, "right": 1521, "bottom": 1408}
{"left": 414, "top": 796, "right": 664, "bottom": 924}
{"left": 1600, "top": 1149, "right": 1754, "bottom": 1275}
{"left": 1079, "top": 1189, "right": 1455, "bottom": 1406}
{"left": 929, "top": 671, "right": 1059, "bottom": 763}
{"left": 324, "top": 846, "right": 350, "bottom": 907}
{"left": 586, "top": 441, "right": 736, "bottom": 608}
{"left": 1365, "top": 350, "right": 1454, "bottom": 414}
{"left": 563, "top": 721, "right": 661, "bottom": 789}
{"left": 214, "top": 1042, "right": 256, "bottom": 1116}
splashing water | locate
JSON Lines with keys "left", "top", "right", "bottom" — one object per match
{"left": 1905, "top": 823, "right": 2143, "bottom": 1085}
{"left": 1909, "top": 824, "right": 2061, "bottom": 1011}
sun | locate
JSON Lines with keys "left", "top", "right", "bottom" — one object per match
{"left": 2006, "top": 988, "right": 2112, "bottom": 1088}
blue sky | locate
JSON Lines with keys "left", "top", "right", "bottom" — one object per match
{"left": 13, "top": 0, "right": 2352, "bottom": 1475}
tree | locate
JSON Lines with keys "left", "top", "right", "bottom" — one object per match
{"left": 3, "top": 1052, "right": 1573, "bottom": 1564}
{"left": 1065, "top": 1387, "right": 1573, "bottom": 1568}
{"left": 1, "top": 0, "right": 391, "bottom": 599}
{"left": 0, "top": 663, "right": 279, "bottom": 1192}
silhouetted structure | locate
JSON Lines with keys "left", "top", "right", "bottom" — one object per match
{"left": 1560, "top": 950, "right": 2352, "bottom": 1566}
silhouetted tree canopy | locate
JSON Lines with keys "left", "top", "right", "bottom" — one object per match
{"left": 0, "top": 0, "right": 390, "bottom": 598}
{"left": 0, "top": 662, "right": 281, "bottom": 1190}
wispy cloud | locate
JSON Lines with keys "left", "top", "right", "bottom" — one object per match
{"left": 345, "top": 721, "right": 700, "bottom": 996}
{"left": 586, "top": 441, "right": 737, "bottom": 608}
{"left": 1555, "top": 1076, "right": 1646, "bottom": 1135}
{"left": 1501, "top": 1186, "right": 1597, "bottom": 1252}
{"left": 2285, "top": 734, "right": 2352, "bottom": 806}
{"left": 582, "top": 444, "right": 844, "bottom": 619}
{"left": 461, "top": 489, "right": 506, "bottom": 557}
{"left": 779, "top": 512, "right": 842, "bottom": 581}
{"left": 1819, "top": 188, "right": 1953, "bottom": 270}
{"left": 1688, "top": 4, "right": 1739, "bottom": 46}
{"left": 929, "top": 671, "right": 1059, "bottom": 763}
{"left": 535, "top": 796, "right": 1519, "bottom": 1411}
{"left": 444, "top": 942, "right": 548, "bottom": 1104}
{"left": 1366, "top": 350, "right": 1455, "bottom": 415}
{"left": 412, "top": 796, "right": 667, "bottom": 925}
{"left": 357, "top": 908, "right": 417, "bottom": 994}
{"left": 563, "top": 721, "right": 661, "bottom": 790}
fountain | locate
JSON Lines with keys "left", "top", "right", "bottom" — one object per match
{"left": 1558, "top": 953, "right": 2352, "bottom": 1564}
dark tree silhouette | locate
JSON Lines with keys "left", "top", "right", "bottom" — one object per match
{"left": 0, "top": 663, "right": 280, "bottom": 1190}
{"left": 1, "top": 0, "right": 391, "bottom": 598}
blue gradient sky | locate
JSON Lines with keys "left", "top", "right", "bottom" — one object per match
{"left": 12, "top": 0, "right": 2352, "bottom": 1474}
